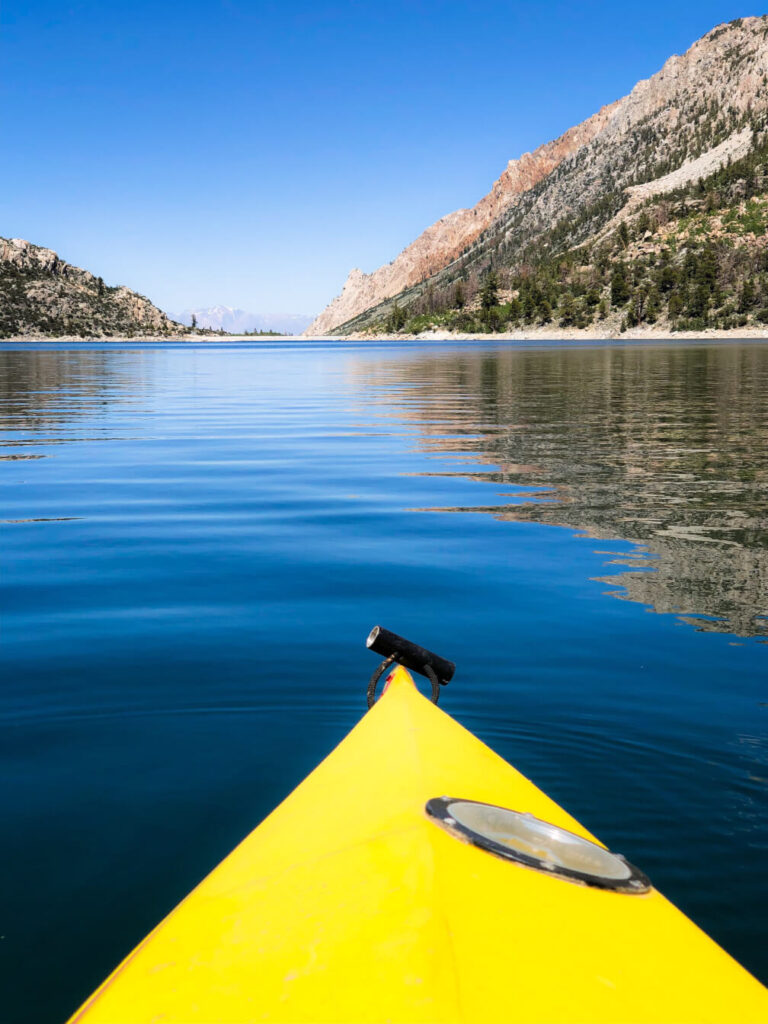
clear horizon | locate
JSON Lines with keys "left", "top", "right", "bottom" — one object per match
{"left": 2, "top": 1, "right": 757, "bottom": 316}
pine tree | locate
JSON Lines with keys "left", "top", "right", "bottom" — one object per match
{"left": 695, "top": 247, "right": 717, "bottom": 291}
{"left": 611, "top": 265, "right": 630, "bottom": 306}
{"left": 646, "top": 288, "right": 661, "bottom": 324}
{"left": 480, "top": 271, "right": 499, "bottom": 310}
{"left": 559, "top": 294, "right": 577, "bottom": 327}
{"left": 386, "top": 303, "right": 407, "bottom": 332}
{"left": 631, "top": 286, "right": 648, "bottom": 324}
{"left": 487, "top": 307, "right": 501, "bottom": 333}
{"left": 687, "top": 284, "right": 710, "bottom": 319}
{"left": 738, "top": 279, "right": 756, "bottom": 312}
{"left": 659, "top": 265, "right": 677, "bottom": 292}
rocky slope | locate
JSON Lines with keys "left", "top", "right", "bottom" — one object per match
{"left": 310, "top": 16, "right": 768, "bottom": 336}
{"left": 307, "top": 99, "right": 620, "bottom": 335}
{"left": 0, "top": 238, "right": 185, "bottom": 338}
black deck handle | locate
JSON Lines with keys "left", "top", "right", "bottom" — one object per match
{"left": 366, "top": 626, "right": 455, "bottom": 684}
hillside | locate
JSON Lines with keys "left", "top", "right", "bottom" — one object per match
{"left": 0, "top": 238, "right": 185, "bottom": 339}
{"left": 309, "top": 17, "right": 768, "bottom": 338}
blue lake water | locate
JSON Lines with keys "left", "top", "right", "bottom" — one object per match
{"left": 1, "top": 340, "right": 767, "bottom": 1021}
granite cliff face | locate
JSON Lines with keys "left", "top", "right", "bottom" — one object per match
{"left": 309, "top": 16, "right": 768, "bottom": 336}
{"left": 307, "top": 101, "right": 620, "bottom": 335}
{"left": 0, "top": 238, "right": 184, "bottom": 338}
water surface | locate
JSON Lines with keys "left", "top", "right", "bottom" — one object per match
{"left": 1, "top": 340, "right": 767, "bottom": 1021}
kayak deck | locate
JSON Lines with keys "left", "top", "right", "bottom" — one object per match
{"left": 69, "top": 666, "right": 768, "bottom": 1023}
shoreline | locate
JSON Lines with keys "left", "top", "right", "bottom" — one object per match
{"left": 343, "top": 325, "right": 768, "bottom": 342}
{"left": 3, "top": 326, "right": 768, "bottom": 344}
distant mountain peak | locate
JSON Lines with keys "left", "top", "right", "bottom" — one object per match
{"left": 173, "top": 307, "right": 314, "bottom": 335}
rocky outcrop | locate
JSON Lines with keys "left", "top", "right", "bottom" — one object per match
{"left": 310, "top": 16, "right": 768, "bottom": 336}
{"left": 307, "top": 101, "right": 621, "bottom": 335}
{"left": 0, "top": 237, "right": 185, "bottom": 338}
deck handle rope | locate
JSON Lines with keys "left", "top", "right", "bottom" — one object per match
{"left": 367, "top": 657, "right": 441, "bottom": 708}
{"left": 367, "top": 654, "right": 395, "bottom": 708}
{"left": 365, "top": 626, "right": 454, "bottom": 708}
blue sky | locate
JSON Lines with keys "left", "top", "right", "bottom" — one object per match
{"left": 1, "top": 1, "right": 757, "bottom": 315}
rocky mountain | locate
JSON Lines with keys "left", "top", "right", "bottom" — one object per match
{"left": 309, "top": 17, "right": 768, "bottom": 337}
{"left": 0, "top": 238, "right": 185, "bottom": 339}
{"left": 172, "top": 306, "right": 314, "bottom": 335}
{"left": 308, "top": 99, "right": 621, "bottom": 336}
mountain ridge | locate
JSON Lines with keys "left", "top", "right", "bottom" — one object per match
{"left": 306, "top": 98, "right": 622, "bottom": 336}
{"left": 308, "top": 16, "right": 768, "bottom": 337}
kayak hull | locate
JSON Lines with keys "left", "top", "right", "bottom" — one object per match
{"left": 69, "top": 667, "right": 768, "bottom": 1023}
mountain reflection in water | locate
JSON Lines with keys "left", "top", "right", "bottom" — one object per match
{"left": 355, "top": 343, "right": 768, "bottom": 641}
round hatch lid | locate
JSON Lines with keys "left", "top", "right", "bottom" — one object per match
{"left": 426, "top": 797, "right": 650, "bottom": 893}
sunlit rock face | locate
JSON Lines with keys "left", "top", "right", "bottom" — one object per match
{"left": 306, "top": 101, "right": 620, "bottom": 336}
{"left": 308, "top": 16, "right": 768, "bottom": 336}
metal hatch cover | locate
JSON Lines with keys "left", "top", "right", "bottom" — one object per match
{"left": 426, "top": 797, "right": 651, "bottom": 894}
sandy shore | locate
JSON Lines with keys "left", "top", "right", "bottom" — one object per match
{"left": 342, "top": 326, "right": 768, "bottom": 342}
{"left": 3, "top": 327, "right": 768, "bottom": 343}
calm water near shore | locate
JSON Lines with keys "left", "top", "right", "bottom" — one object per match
{"left": 2, "top": 339, "right": 767, "bottom": 1021}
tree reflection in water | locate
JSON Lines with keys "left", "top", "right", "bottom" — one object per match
{"left": 355, "top": 342, "right": 768, "bottom": 641}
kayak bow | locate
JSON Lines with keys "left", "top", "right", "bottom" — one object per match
{"left": 69, "top": 641, "right": 767, "bottom": 1023}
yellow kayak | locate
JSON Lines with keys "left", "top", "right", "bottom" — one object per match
{"left": 69, "top": 630, "right": 767, "bottom": 1023}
